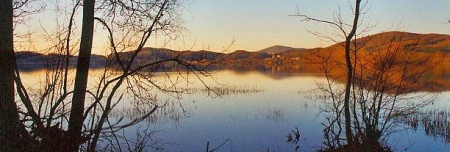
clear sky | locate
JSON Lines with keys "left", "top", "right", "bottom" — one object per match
{"left": 18, "top": 0, "right": 450, "bottom": 54}
{"left": 158, "top": 0, "right": 450, "bottom": 52}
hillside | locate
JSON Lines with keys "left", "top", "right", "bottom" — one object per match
{"left": 350, "top": 31, "right": 449, "bottom": 52}
{"left": 273, "top": 31, "right": 450, "bottom": 93}
{"left": 279, "top": 31, "right": 450, "bottom": 58}
{"left": 15, "top": 31, "right": 450, "bottom": 74}
{"left": 16, "top": 51, "right": 106, "bottom": 71}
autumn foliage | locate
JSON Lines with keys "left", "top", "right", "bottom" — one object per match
{"left": 264, "top": 31, "right": 450, "bottom": 93}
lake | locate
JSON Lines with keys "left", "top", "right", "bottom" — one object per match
{"left": 20, "top": 69, "right": 450, "bottom": 151}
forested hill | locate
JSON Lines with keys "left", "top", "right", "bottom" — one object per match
{"left": 335, "top": 31, "right": 450, "bottom": 52}
{"left": 279, "top": 31, "right": 450, "bottom": 59}
{"left": 15, "top": 52, "right": 106, "bottom": 71}
{"left": 15, "top": 31, "right": 450, "bottom": 71}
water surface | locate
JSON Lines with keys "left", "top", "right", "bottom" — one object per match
{"left": 21, "top": 69, "right": 450, "bottom": 151}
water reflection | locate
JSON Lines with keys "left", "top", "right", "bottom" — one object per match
{"left": 17, "top": 69, "right": 450, "bottom": 151}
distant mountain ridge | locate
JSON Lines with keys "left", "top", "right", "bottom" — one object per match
{"left": 15, "top": 51, "right": 106, "bottom": 71}
{"left": 257, "top": 45, "right": 303, "bottom": 54}
{"left": 15, "top": 31, "right": 450, "bottom": 71}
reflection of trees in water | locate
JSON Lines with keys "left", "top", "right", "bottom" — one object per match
{"left": 398, "top": 110, "right": 450, "bottom": 143}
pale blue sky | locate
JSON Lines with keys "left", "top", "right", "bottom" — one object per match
{"left": 162, "top": 0, "right": 450, "bottom": 52}
{"left": 21, "top": 0, "right": 450, "bottom": 54}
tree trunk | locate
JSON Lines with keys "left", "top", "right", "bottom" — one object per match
{"left": 343, "top": 0, "right": 362, "bottom": 146}
{"left": 0, "top": 0, "right": 22, "bottom": 151}
{"left": 68, "top": 0, "right": 95, "bottom": 150}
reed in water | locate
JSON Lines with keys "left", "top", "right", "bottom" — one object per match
{"left": 182, "top": 85, "right": 265, "bottom": 95}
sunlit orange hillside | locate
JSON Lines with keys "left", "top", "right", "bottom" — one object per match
{"left": 271, "top": 31, "right": 450, "bottom": 93}
{"left": 279, "top": 31, "right": 450, "bottom": 59}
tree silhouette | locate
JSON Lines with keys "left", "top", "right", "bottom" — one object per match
{"left": 68, "top": 0, "right": 95, "bottom": 151}
{"left": 6, "top": 0, "right": 215, "bottom": 151}
{"left": 294, "top": 1, "right": 438, "bottom": 151}
{"left": 293, "top": 0, "right": 364, "bottom": 145}
{"left": 0, "top": 0, "right": 23, "bottom": 151}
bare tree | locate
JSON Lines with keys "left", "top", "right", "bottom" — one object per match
{"left": 9, "top": 0, "right": 219, "bottom": 151}
{"left": 68, "top": 0, "right": 95, "bottom": 151}
{"left": 317, "top": 32, "right": 437, "bottom": 149}
{"left": 294, "top": 1, "right": 439, "bottom": 151}
{"left": 293, "top": 0, "right": 364, "bottom": 145}
{"left": 0, "top": 0, "right": 23, "bottom": 151}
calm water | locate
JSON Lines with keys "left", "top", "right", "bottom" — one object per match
{"left": 20, "top": 70, "right": 450, "bottom": 151}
